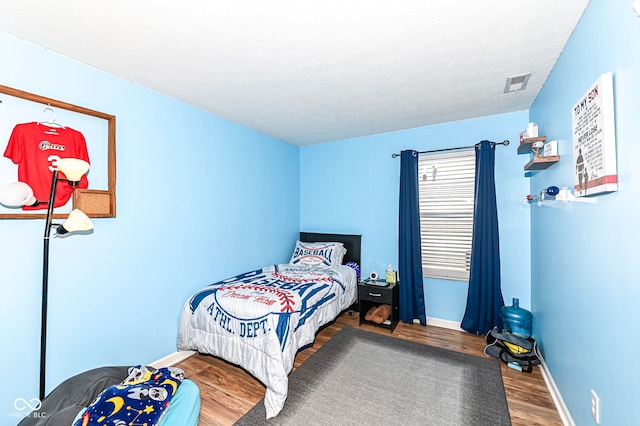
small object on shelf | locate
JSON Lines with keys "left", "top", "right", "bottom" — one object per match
{"left": 556, "top": 187, "right": 597, "bottom": 204}
{"left": 519, "top": 122, "right": 538, "bottom": 144}
{"left": 538, "top": 189, "right": 556, "bottom": 202}
{"left": 517, "top": 136, "right": 547, "bottom": 154}
{"left": 526, "top": 186, "right": 570, "bottom": 205}
{"left": 526, "top": 186, "right": 596, "bottom": 206}
{"left": 526, "top": 186, "right": 561, "bottom": 204}
{"left": 543, "top": 140, "right": 558, "bottom": 157}
{"left": 545, "top": 186, "right": 560, "bottom": 196}
{"left": 531, "top": 141, "right": 544, "bottom": 157}
{"left": 524, "top": 155, "right": 560, "bottom": 171}
{"left": 557, "top": 186, "right": 573, "bottom": 203}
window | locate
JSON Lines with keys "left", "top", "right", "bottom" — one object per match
{"left": 418, "top": 149, "right": 475, "bottom": 281}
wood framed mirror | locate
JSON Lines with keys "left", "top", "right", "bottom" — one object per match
{"left": 0, "top": 84, "right": 116, "bottom": 219}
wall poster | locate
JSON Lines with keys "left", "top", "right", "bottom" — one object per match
{"left": 572, "top": 72, "right": 617, "bottom": 197}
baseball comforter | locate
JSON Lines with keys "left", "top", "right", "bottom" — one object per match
{"left": 177, "top": 263, "right": 357, "bottom": 418}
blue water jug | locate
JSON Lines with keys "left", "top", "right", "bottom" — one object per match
{"left": 500, "top": 298, "right": 532, "bottom": 338}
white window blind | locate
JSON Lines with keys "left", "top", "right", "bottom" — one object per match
{"left": 418, "top": 149, "right": 475, "bottom": 281}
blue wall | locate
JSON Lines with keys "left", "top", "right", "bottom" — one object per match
{"left": 529, "top": 0, "right": 640, "bottom": 424}
{"left": 300, "top": 112, "right": 532, "bottom": 323}
{"left": 3, "top": 0, "right": 638, "bottom": 424}
{"left": 0, "top": 33, "right": 300, "bottom": 421}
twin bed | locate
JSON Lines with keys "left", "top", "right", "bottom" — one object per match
{"left": 22, "top": 232, "right": 359, "bottom": 425}
{"left": 177, "top": 232, "right": 361, "bottom": 418}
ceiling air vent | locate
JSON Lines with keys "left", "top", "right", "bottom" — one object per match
{"left": 504, "top": 73, "right": 531, "bottom": 93}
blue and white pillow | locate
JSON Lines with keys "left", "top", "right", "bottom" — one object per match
{"left": 289, "top": 240, "right": 346, "bottom": 268}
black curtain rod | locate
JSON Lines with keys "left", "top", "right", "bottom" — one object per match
{"left": 391, "top": 140, "right": 510, "bottom": 158}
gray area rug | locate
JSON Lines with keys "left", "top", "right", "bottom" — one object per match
{"left": 235, "top": 325, "right": 511, "bottom": 425}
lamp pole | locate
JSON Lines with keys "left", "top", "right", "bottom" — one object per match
{"left": 40, "top": 169, "right": 59, "bottom": 401}
{"left": 36, "top": 157, "right": 91, "bottom": 401}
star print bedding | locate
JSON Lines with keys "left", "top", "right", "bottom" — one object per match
{"left": 17, "top": 366, "right": 200, "bottom": 426}
{"left": 73, "top": 366, "right": 184, "bottom": 426}
{"left": 177, "top": 262, "right": 357, "bottom": 418}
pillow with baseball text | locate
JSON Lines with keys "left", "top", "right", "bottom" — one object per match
{"left": 289, "top": 240, "right": 346, "bottom": 268}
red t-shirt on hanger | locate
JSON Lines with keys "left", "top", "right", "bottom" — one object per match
{"left": 3, "top": 122, "right": 90, "bottom": 210}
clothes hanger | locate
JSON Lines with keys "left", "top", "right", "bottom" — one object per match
{"left": 37, "top": 104, "right": 66, "bottom": 130}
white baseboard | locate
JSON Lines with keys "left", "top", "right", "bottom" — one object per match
{"left": 149, "top": 350, "right": 196, "bottom": 369}
{"left": 422, "top": 317, "right": 464, "bottom": 331}
{"left": 422, "top": 317, "right": 573, "bottom": 425}
{"left": 537, "top": 352, "right": 575, "bottom": 426}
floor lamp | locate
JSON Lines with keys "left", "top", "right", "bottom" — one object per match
{"left": 40, "top": 158, "right": 93, "bottom": 400}
{"left": 0, "top": 158, "right": 93, "bottom": 401}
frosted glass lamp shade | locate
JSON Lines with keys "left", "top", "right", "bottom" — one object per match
{"left": 57, "top": 209, "right": 94, "bottom": 235}
{"left": 0, "top": 182, "right": 37, "bottom": 207}
{"left": 57, "top": 158, "right": 90, "bottom": 183}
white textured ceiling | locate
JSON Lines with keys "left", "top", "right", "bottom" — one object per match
{"left": 0, "top": 1, "right": 590, "bottom": 146}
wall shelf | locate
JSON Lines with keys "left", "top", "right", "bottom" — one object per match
{"left": 517, "top": 136, "right": 547, "bottom": 154}
{"left": 525, "top": 187, "right": 596, "bottom": 206}
{"left": 524, "top": 155, "right": 560, "bottom": 171}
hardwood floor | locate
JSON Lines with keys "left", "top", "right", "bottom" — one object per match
{"left": 175, "top": 311, "right": 562, "bottom": 425}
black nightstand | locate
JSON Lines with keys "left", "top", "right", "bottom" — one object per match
{"left": 358, "top": 281, "right": 399, "bottom": 332}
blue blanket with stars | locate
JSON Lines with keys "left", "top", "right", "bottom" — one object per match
{"left": 73, "top": 366, "right": 183, "bottom": 426}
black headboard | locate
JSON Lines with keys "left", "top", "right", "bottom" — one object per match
{"left": 299, "top": 232, "right": 361, "bottom": 267}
